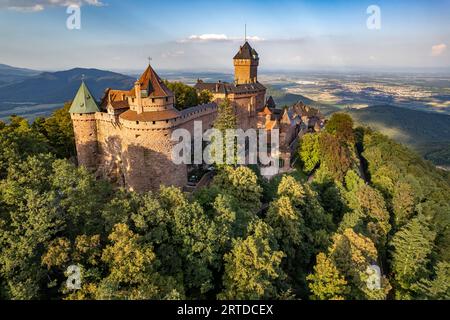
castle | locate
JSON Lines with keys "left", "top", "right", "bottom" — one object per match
{"left": 69, "top": 41, "right": 323, "bottom": 192}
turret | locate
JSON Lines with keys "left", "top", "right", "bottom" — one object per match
{"left": 69, "top": 80, "right": 100, "bottom": 171}
{"left": 128, "top": 64, "right": 175, "bottom": 113}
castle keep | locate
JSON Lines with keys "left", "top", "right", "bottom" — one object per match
{"left": 70, "top": 41, "right": 323, "bottom": 192}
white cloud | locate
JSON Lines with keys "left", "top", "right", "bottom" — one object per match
{"left": 161, "top": 50, "right": 185, "bottom": 59}
{"left": 188, "top": 34, "right": 228, "bottom": 41}
{"left": 0, "top": 0, "right": 104, "bottom": 12}
{"left": 180, "top": 34, "right": 264, "bottom": 43}
{"left": 8, "top": 4, "right": 44, "bottom": 11}
{"left": 245, "top": 36, "right": 264, "bottom": 42}
{"left": 431, "top": 43, "right": 447, "bottom": 56}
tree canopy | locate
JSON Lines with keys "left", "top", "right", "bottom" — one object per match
{"left": 0, "top": 107, "right": 449, "bottom": 301}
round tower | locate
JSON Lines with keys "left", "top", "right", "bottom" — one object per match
{"left": 69, "top": 81, "right": 100, "bottom": 171}
{"left": 118, "top": 64, "right": 186, "bottom": 192}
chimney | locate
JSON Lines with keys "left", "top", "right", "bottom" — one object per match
{"left": 134, "top": 80, "right": 143, "bottom": 114}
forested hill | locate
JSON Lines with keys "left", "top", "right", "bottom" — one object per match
{"left": 347, "top": 105, "right": 450, "bottom": 165}
{"left": 0, "top": 106, "right": 448, "bottom": 300}
{"left": 0, "top": 68, "right": 135, "bottom": 104}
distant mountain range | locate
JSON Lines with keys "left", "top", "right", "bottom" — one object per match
{"left": 0, "top": 64, "right": 135, "bottom": 104}
{"left": 0, "top": 64, "right": 41, "bottom": 84}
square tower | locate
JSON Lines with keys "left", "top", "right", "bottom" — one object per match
{"left": 233, "top": 41, "right": 259, "bottom": 84}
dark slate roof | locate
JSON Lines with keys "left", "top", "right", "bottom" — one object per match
{"left": 292, "top": 101, "right": 323, "bottom": 118}
{"left": 272, "top": 108, "right": 282, "bottom": 115}
{"left": 194, "top": 81, "right": 266, "bottom": 94}
{"left": 265, "top": 96, "right": 276, "bottom": 108}
{"left": 233, "top": 41, "right": 259, "bottom": 60}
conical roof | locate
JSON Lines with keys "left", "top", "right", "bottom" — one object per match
{"left": 135, "top": 64, "right": 173, "bottom": 98}
{"left": 266, "top": 96, "right": 276, "bottom": 109}
{"left": 69, "top": 81, "right": 100, "bottom": 114}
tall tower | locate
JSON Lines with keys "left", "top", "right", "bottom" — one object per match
{"left": 69, "top": 80, "right": 100, "bottom": 171}
{"left": 233, "top": 41, "right": 259, "bottom": 84}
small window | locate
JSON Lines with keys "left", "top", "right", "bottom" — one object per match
{"left": 136, "top": 121, "right": 139, "bottom": 124}
{"left": 152, "top": 98, "right": 155, "bottom": 103}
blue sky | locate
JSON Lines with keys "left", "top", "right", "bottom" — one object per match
{"left": 0, "top": 0, "right": 449, "bottom": 71}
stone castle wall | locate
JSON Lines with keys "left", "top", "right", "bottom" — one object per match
{"left": 71, "top": 113, "right": 99, "bottom": 171}
{"left": 234, "top": 59, "right": 258, "bottom": 84}
{"left": 231, "top": 90, "right": 266, "bottom": 130}
{"left": 72, "top": 104, "right": 217, "bottom": 193}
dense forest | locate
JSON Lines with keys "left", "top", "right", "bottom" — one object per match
{"left": 0, "top": 102, "right": 449, "bottom": 300}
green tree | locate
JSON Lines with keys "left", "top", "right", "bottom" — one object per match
{"left": 33, "top": 102, "right": 75, "bottom": 159}
{"left": 211, "top": 99, "right": 237, "bottom": 166}
{"left": 266, "top": 196, "right": 303, "bottom": 258}
{"left": 198, "top": 90, "right": 213, "bottom": 105}
{"left": 97, "top": 223, "right": 182, "bottom": 300}
{"left": 329, "top": 229, "right": 391, "bottom": 299}
{"left": 0, "top": 154, "right": 63, "bottom": 299}
{"left": 319, "top": 132, "right": 354, "bottom": 183}
{"left": 153, "top": 187, "right": 219, "bottom": 297}
{"left": 42, "top": 235, "right": 103, "bottom": 300}
{"left": 299, "top": 133, "right": 321, "bottom": 174}
{"left": 0, "top": 116, "right": 50, "bottom": 178}
{"left": 390, "top": 216, "right": 436, "bottom": 299}
{"left": 325, "top": 113, "right": 355, "bottom": 145}
{"left": 266, "top": 176, "right": 305, "bottom": 258}
{"left": 213, "top": 166, "right": 262, "bottom": 215}
{"left": 343, "top": 170, "right": 391, "bottom": 249}
{"left": 164, "top": 81, "right": 199, "bottom": 110}
{"left": 391, "top": 181, "right": 415, "bottom": 228}
{"left": 307, "top": 253, "right": 348, "bottom": 300}
{"left": 412, "top": 261, "right": 450, "bottom": 300}
{"left": 218, "top": 219, "right": 286, "bottom": 300}
{"left": 164, "top": 81, "right": 212, "bottom": 110}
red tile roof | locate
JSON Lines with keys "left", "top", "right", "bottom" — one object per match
{"left": 137, "top": 65, "right": 173, "bottom": 98}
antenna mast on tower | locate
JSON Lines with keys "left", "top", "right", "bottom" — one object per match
{"left": 245, "top": 24, "right": 247, "bottom": 42}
